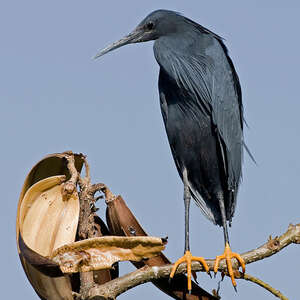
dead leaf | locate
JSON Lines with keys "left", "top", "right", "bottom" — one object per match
{"left": 16, "top": 152, "right": 83, "bottom": 300}
{"left": 51, "top": 236, "right": 166, "bottom": 273}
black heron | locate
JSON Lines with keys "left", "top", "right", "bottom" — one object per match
{"left": 95, "top": 9, "right": 247, "bottom": 291}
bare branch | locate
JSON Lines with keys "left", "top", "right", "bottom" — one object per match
{"left": 240, "top": 273, "right": 288, "bottom": 300}
{"left": 88, "top": 265, "right": 170, "bottom": 300}
{"left": 87, "top": 223, "right": 300, "bottom": 299}
{"left": 75, "top": 156, "right": 118, "bottom": 299}
{"left": 62, "top": 153, "right": 80, "bottom": 200}
{"left": 62, "top": 153, "right": 299, "bottom": 299}
{"left": 63, "top": 154, "right": 99, "bottom": 299}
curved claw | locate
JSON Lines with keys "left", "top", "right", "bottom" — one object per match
{"left": 213, "top": 255, "right": 222, "bottom": 275}
{"left": 170, "top": 251, "right": 209, "bottom": 292}
{"left": 192, "top": 270, "right": 198, "bottom": 283}
{"left": 170, "top": 256, "right": 186, "bottom": 278}
{"left": 213, "top": 242, "right": 246, "bottom": 288}
{"left": 233, "top": 252, "right": 246, "bottom": 274}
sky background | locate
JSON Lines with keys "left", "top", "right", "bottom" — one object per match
{"left": 1, "top": 1, "right": 299, "bottom": 299}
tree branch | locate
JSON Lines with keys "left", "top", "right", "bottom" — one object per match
{"left": 87, "top": 223, "right": 300, "bottom": 299}
{"left": 63, "top": 153, "right": 299, "bottom": 299}
{"left": 240, "top": 273, "right": 288, "bottom": 300}
{"left": 75, "top": 155, "right": 113, "bottom": 299}
{"left": 67, "top": 154, "right": 104, "bottom": 299}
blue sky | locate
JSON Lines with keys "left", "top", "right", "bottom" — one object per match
{"left": 1, "top": 1, "right": 299, "bottom": 299}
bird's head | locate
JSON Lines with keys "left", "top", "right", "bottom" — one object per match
{"left": 94, "top": 10, "right": 185, "bottom": 59}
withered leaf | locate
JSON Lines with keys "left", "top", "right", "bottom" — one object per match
{"left": 17, "top": 153, "right": 83, "bottom": 300}
{"left": 19, "top": 175, "right": 79, "bottom": 256}
{"left": 51, "top": 236, "right": 166, "bottom": 273}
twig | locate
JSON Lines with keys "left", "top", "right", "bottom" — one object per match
{"left": 77, "top": 155, "right": 95, "bottom": 241}
{"left": 62, "top": 153, "right": 96, "bottom": 298}
{"left": 77, "top": 155, "right": 97, "bottom": 298}
{"left": 62, "top": 153, "right": 80, "bottom": 201}
{"left": 241, "top": 273, "right": 288, "bottom": 300}
{"left": 71, "top": 154, "right": 110, "bottom": 299}
{"left": 87, "top": 223, "right": 300, "bottom": 299}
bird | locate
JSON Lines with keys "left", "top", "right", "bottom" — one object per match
{"left": 95, "top": 9, "right": 247, "bottom": 292}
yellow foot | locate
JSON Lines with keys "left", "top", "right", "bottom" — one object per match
{"left": 213, "top": 242, "right": 245, "bottom": 288}
{"left": 170, "top": 250, "right": 209, "bottom": 292}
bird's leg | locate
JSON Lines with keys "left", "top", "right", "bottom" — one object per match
{"left": 184, "top": 171, "right": 191, "bottom": 252}
{"left": 170, "top": 169, "right": 209, "bottom": 293}
{"left": 213, "top": 194, "right": 245, "bottom": 290}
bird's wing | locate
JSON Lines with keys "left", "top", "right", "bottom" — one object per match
{"left": 155, "top": 42, "right": 243, "bottom": 221}
{"left": 158, "top": 70, "right": 221, "bottom": 225}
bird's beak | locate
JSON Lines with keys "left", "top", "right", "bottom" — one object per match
{"left": 94, "top": 27, "right": 145, "bottom": 59}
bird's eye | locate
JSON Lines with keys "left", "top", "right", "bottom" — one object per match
{"left": 146, "top": 21, "right": 154, "bottom": 30}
